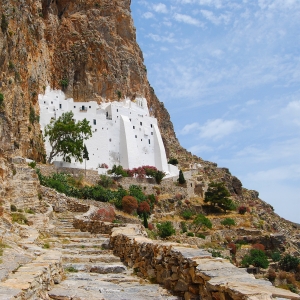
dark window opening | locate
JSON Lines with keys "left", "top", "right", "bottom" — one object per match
{"left": 140, "top": 122, "right": 142, "bottom": 126}
{"left": 135, "top": 135, "right": 137, "bottom": 138}
{"left": 151, "top": 124, "right": 153, "bottom": 128}
{"left": 148, "top": 139, "right": 150, "bottom": 144}
{"left": 133, "top": 126, "right": 135, "bottom": 129}
{"left": 59, "top": 104, "right": 62, "bottom": 109}
{"left": 93, "top": 119, "right": 96, "bottom": 125}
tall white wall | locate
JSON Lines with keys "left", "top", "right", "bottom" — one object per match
{"left": 38, "top": 87, "right": 177, "bottom": 175}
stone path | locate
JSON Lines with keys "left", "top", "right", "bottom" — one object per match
{"left": 47, "top": 212, "right": 179, "bottom": 300}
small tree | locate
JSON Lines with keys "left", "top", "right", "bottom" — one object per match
{"left": 83, "top": 144, "right": 89, "bottom": 177}
{"left": 156, "top": 221, "right": 175, "bottom": 238}
{"left": 44, "top": 111, "right": 92, "bottom": 163}
{"left": 241, "top": 249, "right": 269, "bottom": 269}
{"left": 279, "top": 254, "right": 300, "bottom": 272}
{"left": 122, "top": 196, "right": 138, "bottom": 214}
{"left": 221, "top": 218, "right": 236, "bottom": 228}
{"left": 204, "top": 182, "right": 235, "bottom": 212}
{"left": 178, "top": 170, "right": 186, "bottom": 184}
{"left": 0, "top": 93, "right": 4, "bottom": 106}
{"left": 193, "top": 214, "right": 212, "bottom": 232}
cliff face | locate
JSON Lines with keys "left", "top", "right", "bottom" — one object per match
{"left": 0, "top": 0, "right": 180, "bottom": 161}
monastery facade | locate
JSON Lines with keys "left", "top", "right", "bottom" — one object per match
{"left": 39, "top": 87, "right": 178, "bottom": 176}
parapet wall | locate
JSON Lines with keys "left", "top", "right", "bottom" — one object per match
{"left": 109, "top": 227, "right": 300, "bottom": 300}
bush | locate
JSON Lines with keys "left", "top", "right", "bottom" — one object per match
{"left": 168, "top": 158, "right": 178, "bottom": 165}
{"left": 252, "top": 243, "right": 265, "bottom": 251}
{"left": 227, "top": 242, "right": 237, "bottom": 255}
{"left": 193, "top": 214, "right": 212, "bottom": 232}
{"left": 129, "top": 185, "right": 146, "bottom": 202}
{"left": 238, "top": 206, "right": 248, "bottom": 214}
{"left": 271, "top": 251, "right": 281, "bottom": 262}
{"left": 92, "top": 207, "right": 115, "bottom": 222}
{"left": 196, "top": 233, "right": 206, "bottom": 239}
{"left": 178, "top": 170, "right": 186, "bottom": 184}
{"left": 60, "top": 78, "right": 69, "bottom": 89}
{"left": 221, "top": 218, "right": 236, "bottom": 228}
{"left": 109, "top": 165, "right": 129, "bottom": 177}
{"left": 10, "top": 204, "right": 17, "bottom": 212}
{"left": 122, "top": 196, "right": 138, "bottom": 214}
{"left": 0, "top": 93, "right": 4, "bottom": 106}
{"left": 279, "top": 254, "right": 300, "bottom": 272}
{"left": 137, "top": 201, "right": 150, "bottom": 215}
{"left": 11, "top": 213, "right": 28, "bottom": 225}
{"left": 98, "top": 175, "right": 114, "bottom": 188}
{"left": 181, "top": 209, "right": 195, "bottom": 220}
{"left": 28, "top": 161, "right": 36, "bottom": 169}
{"left": 267, "top": 269, "right": 277, "bottom": 281}
{"left": 187, "top": 232, "right": 194, "bottom": 237}
{"left": 241, "top": 249, "right": 269, "bottom": 269}
{"left": 180, "top": 221, "right": 187, "bottom": 233}
{"left": 156, "top": 221, "right": 175, "bottom": 238}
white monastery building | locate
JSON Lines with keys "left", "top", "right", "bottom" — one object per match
{"left": 39, "top": 87, "right": 178, "bottom": 176}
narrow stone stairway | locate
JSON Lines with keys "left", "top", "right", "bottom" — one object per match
{"left": 48, "top": 212, "right": 179, "bottom": 300}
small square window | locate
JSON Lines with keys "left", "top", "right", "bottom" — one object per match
{"left": 135, "top": 135, "right": 137, "bottom": 138}
{"left": 89, "top": 106, "right": 91, "bottom": 108}
{"left": 133, "top": 126, "right": 135, "bottom": 129}
{"left": 109, "top": 138, "right": 112, "bottom": 142}
{"left": 74, "top": 106, "right": 76, "bottom": 108}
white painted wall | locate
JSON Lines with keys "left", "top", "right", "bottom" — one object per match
{"left": 38, "top": 87, "right": 178, "bottom": 176}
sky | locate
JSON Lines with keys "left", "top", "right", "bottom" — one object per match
{"left": 131, "top": 0, "right": 300, "bottom": 224}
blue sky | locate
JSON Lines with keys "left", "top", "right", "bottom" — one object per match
{"left": 131, "top": 0, "right": 300, "bottom": 224}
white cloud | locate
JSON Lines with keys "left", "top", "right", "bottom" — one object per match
{"left": 188, "top": 144, "right": 214, "bottom": 153}
{"left": 153, "top": 3, "right": 168, "bottom": 13}
{"left": 143, "top": 12, "right": 154, "bottom": 19}
{"left": 200, "top": 9, "right": 231, "bottom": 25}
{"left": 199, "top": 119, "right": 244, "bottom": 140}
{"left": 180, "top": 122, "right": 200, "bottom": 135}
{"left": 173, "top": 13, "right": 202, "bottom": 26}
{"left": 147, "top": 33, "right": 176, "bottom": 43}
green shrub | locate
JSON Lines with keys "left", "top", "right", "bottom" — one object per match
{"left": 98, "top": 175, "right": 113, "bottom": 188}
{"left": 43, "top": 243, "right": 50, "bottom": 249}
{"left": 154, "top": 170, "right": 165, "bottom": 184}
{"left": 1, "top": 14, "right": 8, "bottom": 33}
{"left": 193, "top": 214, "right": 212, "bottom": 231}
{"left": 187, "top": 232, "right": 194, "bottom": 237}
{"left": 241, "top": 249, "right": 269, "bottom": 269}
{"left": 178, "top": 170, "right": 186, "bottom": 184}
{"left": 65, "top": 266, "right": 78, "bottom": 273}
{"left": 180, "top": 221, "right": 187, "bottom": 233}
{"left": 168, "top": 158, "right": 178, "bottom": 165}
{"left": 0, "top": 93, "right": 4, "bottom": 106}
{"left": 271, "top": 251, "right": 281, "bottom": 262}
{"left": 109, "top": 165, "right": 128, "bottom": 177}
{"left": 129, "top": 185, "right": 146, "bottom": 202}
{"left": 28, "top": 161, "right": 36, "bottom": 169}
{"left": 11, "top": 213, "right": 28, "bottom": 225}
{"left": 279, "top": 254, "right": 300, "bottom": 272}
{"left": 10, "top": 204, "right": 17, "bottom": 212}
{"left": 210, "top": 250, "right": 222, "bottom": 258}
{"left": 181, "top": 209, "right": 195, "bottom": 220}
{"left": 196, "top": 233, "right": 206, "bottom": 239}
{"left": 60, "top": 78, "right": 69, "bottom": 89}
{"left": 156, "top": 221, "right": 175, "bottom": 238}
{"left": 221, "top": 218, "right": 236, "bottom": 228}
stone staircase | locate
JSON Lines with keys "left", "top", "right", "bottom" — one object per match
{"left": 47, "top": 211, "right": 179, "bottom": 300}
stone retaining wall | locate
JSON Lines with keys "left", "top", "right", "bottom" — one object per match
{"left": 109, "top": 228, "right": 300, "bottom": 300}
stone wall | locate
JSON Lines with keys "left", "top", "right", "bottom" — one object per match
{"left": 110, "top": 227, "right": 300, "bottom": 300}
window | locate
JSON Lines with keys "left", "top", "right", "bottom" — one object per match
{"left": 151, "top": 132, "right": 153, "bottom": 135}
{"left": 140, "top": 122, "right": 142, "bottom": 126}
{"left": 89, "top": 106, "right": 91, "bottom": 108}
{"left": 59, "top": 104, "right": 62, "bottom": 109}
{"left": 51, "top": 101, "right": 53, "bottom": 104}
{"left": 141, "top": 139, "right": 142, "bottom": 141}
{"left": 56, "top": 96, "right": 58, "bottom": 98}
{"left": 74, "top": 106, "right": 76, "bottom": 108}
{"left": 117, "top": 109, "right": 118, "bottom": 112}
{"left": 44, "top": 101, "right": 46, "bottom": 104}
{"left": 151, "top": 124, "right": 153, "bottom": 128}
{"left": 130, "top": 118, "right": 131, "bottom": 121}
{"left": 133, "top": 126, "right": 135, "bottom": 129}
{"left": 93, "top": 119, "right": 96, "bottom": 125}
{"left": 109, "top": 138, "right": 111, "bottom": 142}
{"left": 135, "top": 135, "right": 137, "bottom": 138}
{"left": 95, "top": 129, "right": 97, "bottom": 132}
{"left": 148, "top": 139, "right": 150, "bottom": 144}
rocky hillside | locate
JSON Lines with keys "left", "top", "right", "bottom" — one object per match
{"left": 0, "top": 0, "right": 181, "bottom": 161}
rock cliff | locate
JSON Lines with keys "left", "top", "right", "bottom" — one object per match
{"left": 0, "top": 0, "right": 180, "bottom": 161}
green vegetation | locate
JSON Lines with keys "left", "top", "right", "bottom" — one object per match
{"left": 221, "top": 218, "right": 236, "bottom": 228}
{"left": 43, "top": 243, "right": 50, "bottom": 249}
{"left": 109, "top": 164, "right": 129, "bottom": 177}
{"left": 271, "top": 251, "right": 281, "bottom": 262}
{"left": 192, "top": 214, "right": 212, "bottom": 232}
{"left": 10, "top": 204, "right": 17, "bottom": 212}
{"left": 65, "top": 266, "right": 78, "bottom": 273}
{"left": 60, "top": 78, "right": 69, "bottom": 89}
{"left": 156, "top": 221, "right": 175, "bottom": 238}
{"left": 1, "top": 14, "right": 8, "bottom": 33}
{"left": 180, "top": 221, "right": 187, "bottom": 233}
{"left": 11, "top": 213, "right": 28, "bottom": 225}
{"left": 279, "top": 254, "right": 300, "bottom": 272}
{"left": 44, "top": 111, "right": 92, "bottom": 163}
{"left": 0, "top": 242, "right": 8, "bottom": 256}
{"left": 116, "top": 90, "right": 122, "bottom": 100}
{"left": 98, "top": 175, "right": 114, "bottom": 188}
{"left": 204, "top": 182, "right": 236, "bottom": 212}
{"left": 241, "top": 249, "right": 269, "bottom": 269}
{"left": 28, "top": 161, "right": 36, "bottom": 169}
{"left": 29, "top": 106, "right": 39, "bottom": 124}
{"left": 181, "top": 209, "right": 195, "bottom": 220}
{"left": 178, "top": 170, "right": 186, "bottom": 184}
{"left": 168, "top": 158, "right": 178, "bottom": 165}
{"left": 0, "top": 93, "right": 4, "bottom": 106}
{"left": 187, "top": 232, "right": 194, "bottom": 237}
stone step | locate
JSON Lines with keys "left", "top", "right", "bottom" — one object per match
{"left": 54, "top": 231, "right": 100, "bottom": 238}
{"left": 48, "top": 273, "right": 179, "bottom": 300}
{"left": 62, "top": 254, "right": 120, "bottom": 263}
{"left": 61, "top": 248, "right": 112, "bottom": 256}
{"left": 66, "top": 237, "right": 109, "bottom": 244}
{"left": 64, "top": 262, "right": 127, "bottom": 274}
{"left": 62, "top": 242, "right": 109, "bottom": 249}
